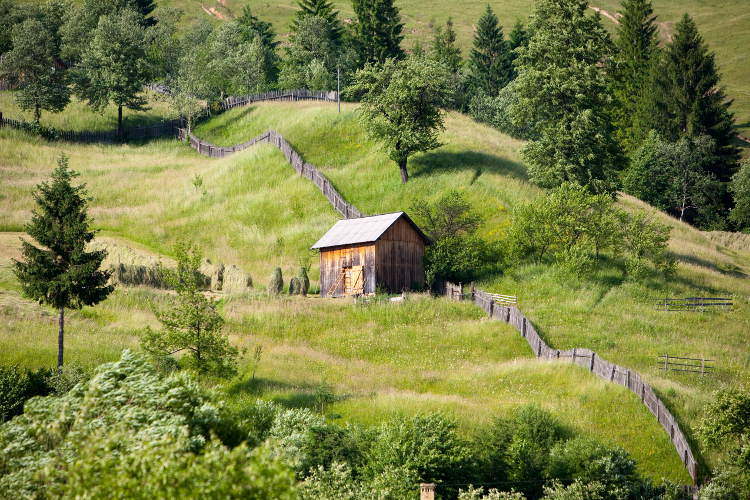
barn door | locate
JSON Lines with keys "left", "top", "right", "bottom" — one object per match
{"left": 344, "top": 265, "right": 364, "bottom": 295}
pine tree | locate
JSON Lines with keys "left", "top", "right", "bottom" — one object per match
{"left": 430, "top": 18, "right": 462, "bottom": 74}
{"left": 507, "top": 20, "right": 530, "bottom": 80}
{"left": 0, "top": 18, "right": 69, "bottom": 123}
{"left": 13, "top": 155, "right": 113, "bottom": 373}
{"left": 351, "top": 0, "right": 404, "bottom": 66}
{"left": 132, "top": 0, "right": 157, "bottom": 26}
{"left": 468, "top": 5, "right": 513, "bottom": 96}
{"left": 291, "top": 0, "right": 342, "bottom": 43}
{"left": 237, "top": 5, "right": 279, "bottom": 49}
{"left": 651, "top": 14, "right": 739, "bottom": 183}
{"left": 611, "top": 0, "right": 659, "bottom": 151}
{"left": 510, "top": 0, "right": 624, "bottom": 193}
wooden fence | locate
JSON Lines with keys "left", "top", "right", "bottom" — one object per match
{"left": 445, "top": 282, "right": 699, "bottom": 483}
{"left": 178, "top": 128, "right": 363, "bottom": 219}
{"left": 659, "top": 355, "right": 714, "bottom": 376}
{"left": 222, "top": 89, "right": 339, "bottom": 110}
{"left": 0, "top": 111, "right": 183, "bottom": 143}
{"left": 656, "top": 297, "right": 733, "bottom": 312}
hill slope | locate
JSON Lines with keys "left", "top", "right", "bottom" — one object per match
{"left": 155, "top": 0, "right": 750, "bottom": 138}
{"left": 0, "top": 96, "right": 700, "bottom": 482}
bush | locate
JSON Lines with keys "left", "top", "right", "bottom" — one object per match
{"left": 269, "top": 267, "right": 284, "bottom": 295}
{"left": 0, "top": 365, "right": 53, "bottom": 422}
{"left": 730, "top": 160, "right": 750, "bottom": 230}
{"left": 459, "top": 486, "right": 526, "bottom": 500}
{"left": 468, "top": 82, "right": 535, "bottom": 140}
{"left": 363, "top": 413, "right": 474, "bottom": 494}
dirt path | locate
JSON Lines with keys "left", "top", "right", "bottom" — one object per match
{"left": 589, "top": 5, "right": 621, "bottom": 25}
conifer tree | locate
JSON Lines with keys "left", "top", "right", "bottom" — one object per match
{"left": 510, "top": 0, "right": 624, "bottom": 193}
{"left": 291, "top": 0, "right": 342, "bottom": 44}
{"left": 651, "top": 14, "right": 739, "bottom": 182}
{"left": 0, "top": 18, "right": 69, "bottom": 123}
{"left": 237, "top": 6, "right": 279, "bottom": 50}
{"left": 468, "top": 5, "right": 513, "bottom": 96}
{"left": 430, "top": 18, "right": 462, "bottom": 75}
{"left": 13, "top": 155, "right": 113, "bottom": 373}
{"left": 351, "top": 0, "right": 404, "bottom": 66}
{"left": 611, "top": 0, "right": 659, "bottom": 151}
{"left": 507, "top": 20, "right": 530, "bottom": 80}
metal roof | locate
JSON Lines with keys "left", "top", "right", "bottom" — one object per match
{"left": 311, "top": 212, "right": 427, "bottom": 249}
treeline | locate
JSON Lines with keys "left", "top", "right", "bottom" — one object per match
{"left": 466, "top": 0, "right": 747, "bottom": 231}
{"left": 0, "top": 350, "right": 692, "bottom": 499}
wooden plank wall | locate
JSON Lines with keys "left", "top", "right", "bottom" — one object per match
{"left": 375, "top": 218, "right": 426, "bottom": 293}
{"left": 319, "top": 244, "right": 376, "bottom": 297}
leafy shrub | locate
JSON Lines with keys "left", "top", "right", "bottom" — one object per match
{"left": 362, "top": 413, "right": 474, "bottom": 494}
{"left": 459, "top": 486, "right": 526, "bottom": 500}
{"left": 468, "top": 82, "right": 535, "bottom": 140}
{"left": 508, "top": 183, "right": 674, "bottom": 279}
{"left": 0, "top": 365, "right": 52, "bottom": 422}
{"left": 268, "top": 408, "right": 361, "bottom": 478}
{"left": 269, "top": 267, "right": 284, "bottom": 295}
{"left": 730, "top": 160, "right": 750, "bottom": 231}
{"left": 0, "top": 350, "right": 231, "bottom": 496}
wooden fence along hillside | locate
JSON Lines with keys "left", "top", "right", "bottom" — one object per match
{"left": 447, "top": 283, "right": 699, "bottom": 483}
{"left": 0, "top": 112, "right": 183, "bottom": 143}
{"left": 222, "top": 89, "right": 339, "bottom": 110}
{"left": 178, "top": 128, "right": 363, "bottom": 219}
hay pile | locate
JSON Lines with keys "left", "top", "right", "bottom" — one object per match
{"left": 89, "top": 239, "right": 252, "bottom": 294}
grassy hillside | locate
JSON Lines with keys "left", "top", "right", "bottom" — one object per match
{"left": 0, "top": 95, "right": 699, "bottom": 482}
{"left": 195, "top": 100, "right": 750, "bottom": 469}
{"left": 150, "top": 0, "right": 750, "bottom": 138}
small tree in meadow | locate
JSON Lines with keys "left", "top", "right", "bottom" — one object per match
{"left": 141, "top": 242, "right": 238, "bottom": 377}
{"left": 13, "top": 154, "right": 114, "bottom": 373}
{"left": 349, "top": 56, "right": 452, "bottom": 183}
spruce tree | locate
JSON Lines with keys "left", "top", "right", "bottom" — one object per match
{"left": 291, "top": 0, "right": 342, "bottom": 44}
{"left": 351, "top": 0, "right": 404, "bottom": 66}
{"left": 651, "top": 14, "right": 739, "bottom": 182}
{"left": 510, "top": 0, "right": 624, "bottom": 193}
{"left": 237, "top": 6, "right": 279, "bottom": 49}
{"left": 13, "top": 155, "right": 113, "bottom": 373}
{"left": 0, "top": 18, "right": 69, "bottom": 123}
{"left": 468, "top": 5, "right": 513, "bottom": 96}
{"left": 507, "top": 20, "right": 530, "bottom": 80}
{"left": 430, "top": 18, "right": 462, "bottom": 75}
{"left": 611, "top": 0, "right": 659, "bottom": 151}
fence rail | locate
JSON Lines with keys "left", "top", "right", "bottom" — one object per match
{"left": 658, "top": 355, "right": 714, "bottom": 375}
{"left": 178, "top": 128, "right": 363, "bottom": 219}
{"left": 0, "top": 111, "right": 183, "bottom": 143}
{"left": 445, "top": 282, "right": 699, "bottom": 483}
{"left": 656, "top": 297, "right": 733, "bottom": 311}
{"left": 222, "top": 89, "right": 339, "bottom": 110}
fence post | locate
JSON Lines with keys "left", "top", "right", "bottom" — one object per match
{"left": 590, "top": 352, "right": 595, "bottom": 372}
{"left": 572, "top": 348, "right": 577, "bottom": 363}
{"left": 522, "top": 317, "right": 527, "bottom": 337}
{"left": 420, "top": 484, "right": 435, "bottom": 500}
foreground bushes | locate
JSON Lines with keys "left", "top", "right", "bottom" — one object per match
{"left": 0, "top": 351, "right": 685, "bottom": 499}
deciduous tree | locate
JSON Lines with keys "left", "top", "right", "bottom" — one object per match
{"left": 291, "top": 0, "right": 342, "bottom": 45}
{"left": 13, "top": 155, "right": 113, "bottom": 373}
{"left": 0, "top": 18, "right": 69, "bottom": 123}
{"left": 349, "top": 56, "right": 452, "bottom": 183}
{"left": 72, "top": 8, "right": 150, "bottom": 137}
{"left": 510, "top": 0, "right": 624, "bottom": 193}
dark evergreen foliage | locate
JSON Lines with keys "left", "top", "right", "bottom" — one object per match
{"left": 291, "top": 0, "right": 342, "bottom": 44}
{"left": 132, "top": 0, "right": 157, "bottom": 26}
{"left": 430, "top": 18, "right": 462, "bottom": 75}
{"left": 237, "top": 5, "right": 280, "bottom": 49}
{"left": 351, "top": 0, "right": 404, "bottom": 66}
{"left": 13, "top": 155, "right": 113, "bottom": 371}
{"left": 650, "top": 14, "right": 739, "bottom": 183}
{"left": 611, "top": 0, "right": 659, "bottom": 151}
{"left": 468, "top": 5, "right": 513, "bottom": 96}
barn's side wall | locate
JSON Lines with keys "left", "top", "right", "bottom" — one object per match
{"left": 319, "top": 243, "right": 376, "bottom": 297}
{"left": 375, "top": 218, "right": 425, "bottom": 293}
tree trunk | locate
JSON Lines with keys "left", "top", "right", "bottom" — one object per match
{"left": 399, "top": 158, "right": 409, "bottom": 184}
{"left": 57, "top": 307, "right": 64, "bottom": 374}
{"left": 117, "top": 105, "right": 123, "bottom": 139}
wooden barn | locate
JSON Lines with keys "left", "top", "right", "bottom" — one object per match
{"left": 312, "top": 212, "right": 429, "bottom": 297}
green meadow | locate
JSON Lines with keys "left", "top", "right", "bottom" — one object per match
{"left": 3, "top": 94, "right": 749, "bottom": 483}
